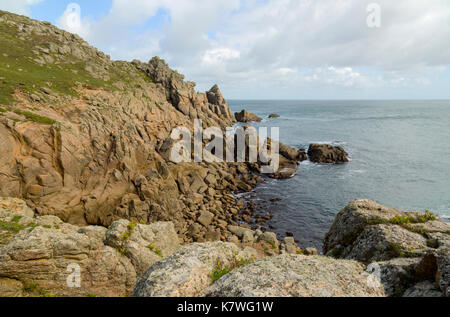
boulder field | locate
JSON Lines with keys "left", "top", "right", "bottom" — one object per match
{"left": 1, "top": 197, "right": 448, "bottom": 297}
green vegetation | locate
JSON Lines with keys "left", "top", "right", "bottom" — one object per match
{"left": 146, "top": 244, "right": 163, "bottom": 258}
{"left": 11, "top": 215, "right": 22, "bottom": 223}
{"left": 116, "top": 221, "right": 138, "bottom": 257}
{"left": 23, "top": 281, "right": 55, "bottom": 297}
{"left": 87, "top": 293, "right": 96, "bottom": 297}
{"left": 13, "top": 109, "right": 55, "bottom": 125}
{"left": 445, "top": 230, "right": 450, "bottom": 235}
{"left": 209, "top": 257, "right": 255, "bottom": 282}
{"left": 209, "top": 260, "right": 230, "bottom": 282}
{"left": 0, "top": 220, "right": 26, "bottom": 233}
{"left": 28, "top": 223, "right": 38, "bottom": 232}
{"left": 386, "top": 242, "right": 403, "bottom": 258}
{"left": 0, "top": 11, "right": 156, "bottom": 108}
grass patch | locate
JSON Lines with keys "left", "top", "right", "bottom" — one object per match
{"left": 0, "top": 220, "right": 26, "bottom": 233}
{"left": 146, "top": 244, "right": 163, "bottom": 258}
{"left": 23, "top": 281, "right": 55, "bottom": 297}
{"left": 209, "top": 257, "right": 255, "bottom": 282}
{"left": 13, "top": 109, "right": 55, "bottom": 125}
{"left": 11, "top": 215, "right": 22, "bottom": 223}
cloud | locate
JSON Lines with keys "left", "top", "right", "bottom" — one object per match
{"left": 56, "top": 3, "right": 90, "bottom": 39}
{"left": 0, "top": 0, "right": 44, "bottom": 15}
{"left": 51, "top": 0, "right": 450, "bottom": 98}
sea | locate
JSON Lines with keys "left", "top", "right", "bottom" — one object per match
{"left": 227, "top": 100, "right": 450, "bottom": 250}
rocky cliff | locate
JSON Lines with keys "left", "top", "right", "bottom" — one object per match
{"left": 0, "top": 10, "right": 303, "bottom": 244}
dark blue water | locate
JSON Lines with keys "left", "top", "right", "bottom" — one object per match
{"left": 228, "top": 100, "right": 450, "bottom": 250}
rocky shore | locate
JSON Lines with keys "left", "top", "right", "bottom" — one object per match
{"left": 2, "top": 197, "right": 448, "bottom": 297}
{"left": 0, "top": 10, "right": 448, "bottom": 298}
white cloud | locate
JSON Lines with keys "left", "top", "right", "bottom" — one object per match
{"left": 0, "top": 0, "right": 43, "bottom": 15}
{"left": 51, "top": 0, "right": 450, "bottom": 98}
{"left": 56, "top": 3, "right": 90, "bottom": 39}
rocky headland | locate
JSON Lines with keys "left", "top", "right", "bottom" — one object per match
{"left": 0, "top": 10, "right": 448, "bottom": 298}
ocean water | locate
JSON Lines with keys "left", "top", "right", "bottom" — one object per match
{"left": 227, "top": 100, "right": 450, "bottom": 250}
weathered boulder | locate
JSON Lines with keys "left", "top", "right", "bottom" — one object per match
{"left": 0, "top": 198, "right": 179, "bottom": 297}
{"left": 234, "top": 110, "right": 262, "bottom": 123}
{"left": 323, "top": 199, "right": 447, "bottom": 258}
{"left": 344, "top": 224, "right": 428, "bottom": 263}
{"left": 133, "top": 242, "right": 259, "bottom": 297}
{"left": 279, "top": 143, "right": 307, "bottom": 162}
{"left": 325, "top": 199, "right": 450, "bottom": 297}
{"left": 104, "top": 219, "right": 180, "bottom": 276}
{"left": 268, "top": 168, "right": 297, "bottom": 180}
{"left": 308, "top": 144, "right": 349, "bottom": 163}
{"left": 0, "top": 197, "right": 34, "bottom": 218}
{"left": 204, "top": 254, "right": 386, "bottom": 297}
{"left": 403, "top": 281, "right": 444, "bottom": 297}
{"left": 373, "top": 258, "right": 422, "bottom": 297}
{"left": 0, "top": 215, "right": 136, "bottom": 297}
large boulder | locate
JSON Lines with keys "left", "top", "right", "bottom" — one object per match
{"left": 279, "top": 143, "right": 307, "bottom": 162}
{"left": 234, "top": 110, "right": 262, "bottom": 123}
{"left": 0, "top": 198, "right": 179, "bottom": 297}
{"left": 0, "top": 213, "right": 136, "bottom": 297}
{"left": 204, "top": 254, "right": 386, "bottom": 297}
{"left": 323, "top": 199, "right": 447, "bottom": 258}
{"left": 307, "top": 144, "right": 349, "bottom": 163}
{"left": 325, "top": 199, "right": 450, "bottom": 297}
{"left": 344, "top": 224, "right": 428, "bottom": 263}
{"left": 133, "top": 242, "right": 259, "bottom": 297}
{"left": 104, "top": 219, "right": 180, "bottom": 276}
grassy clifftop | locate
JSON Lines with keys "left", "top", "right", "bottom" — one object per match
{"left": 0, "top": 10, "right": 152, "bottom": 107}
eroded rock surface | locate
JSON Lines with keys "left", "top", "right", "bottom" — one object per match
{"left": 308, "top": 144, "right": 349, "bottom": 163}
{"left": 324, "top": 199, "right": 450, "bottom": 297}
{"left": 133, "top": 242, "right": 260, "bottom": 297}
{"left": 234, "top": 110, "right": 262, "bottom": 123}
{"left": 0, "top": 197, "right": 179, "bottom": 297}
{"left": 204, "top": 254, "right": 385, "bottom": 297}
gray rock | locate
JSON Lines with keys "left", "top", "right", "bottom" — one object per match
{"left": 374, "top": 258, "right": 422, "bottom": 297}
{"left": 258, "top": 232, "right": 279, "bottom": 248}
{"left": 403, "top": 281, "right": 443, "bottom": 297}
{"left": 345, "top": 224, "right": 427, "bottom": 263}
{"left": 204, "top": 254, "right": 386, "bottom": 297}
{"left": 228, "top": 225, "right": 253, "bottom": 239}
{"left": 105, "top": 219, "right": 180, "bottom": 276}
{"left": 133, "top": 242, "right": 258, "bottom": 297}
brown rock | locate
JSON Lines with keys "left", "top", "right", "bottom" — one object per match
{"left": 308, "top": 144, "right": 349, "bottom": 164}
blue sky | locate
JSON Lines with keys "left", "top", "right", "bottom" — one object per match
{"left": 1, "top": 0, "right": 450, "bottom": 99}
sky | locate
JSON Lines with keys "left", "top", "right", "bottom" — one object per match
{"left": 1, "top": 0, "right": 450, "bottom": 99}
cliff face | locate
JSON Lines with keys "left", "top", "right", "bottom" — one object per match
{"left": 0, "top": 11, "right": 253, "bottom": 242}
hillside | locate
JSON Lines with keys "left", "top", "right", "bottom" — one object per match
{"left": 0, "top": 9, "right": 261, "bottom": 243}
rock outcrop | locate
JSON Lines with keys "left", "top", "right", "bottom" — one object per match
{"left": 268, "top": 114, "right": 280, "bottom": 118}
{"left": 133, "top": 242, "right": 260, "bottom": 297}
{"left": 308, "top": 144, "right": 349, "bottom": 163}
{"left": 324, "top": 199, "right": 450, "bottom": 296}
{"left": 0, "top": 197, "right": 179, "bottom": 297}
{"left": 204, "top": 254, "right": 385, "bottom": 297}
{"left": 234, "top": 110, "right": 262, "bottom": 123}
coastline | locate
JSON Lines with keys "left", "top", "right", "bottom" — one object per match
{"left": 0, "top": 10, "right": 449, "bottom": 298}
